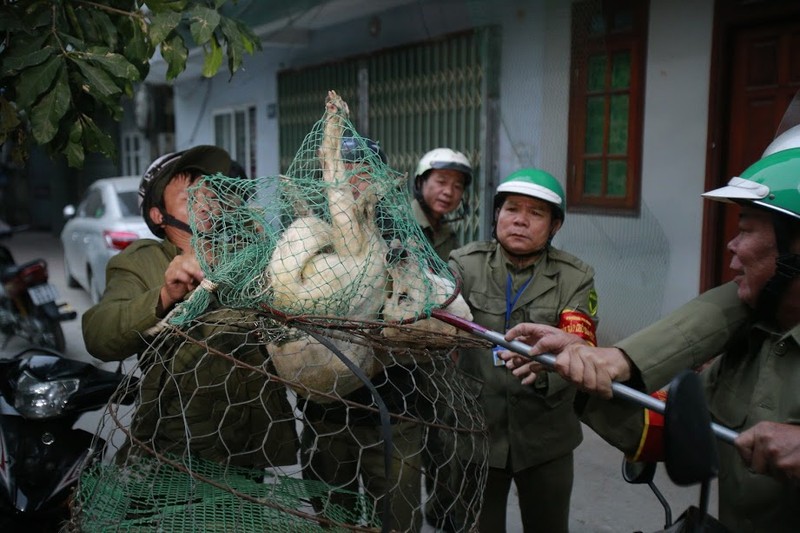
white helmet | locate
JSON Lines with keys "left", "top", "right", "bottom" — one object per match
{"left": 414, "top": 148, "right": 473, "bottom": 193}
{"left": 763, "top": 124, "right": 800, "bottom": 157}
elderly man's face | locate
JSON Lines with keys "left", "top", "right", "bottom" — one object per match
{"left": 495, "top": 194, "right": 561, "bottom": 258}
{"left": 727, "top": 205, "right": 779, "bottom": 308}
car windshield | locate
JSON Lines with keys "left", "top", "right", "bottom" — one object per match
{"left": 118, "top": 191, "right": 140, "bottom": 217}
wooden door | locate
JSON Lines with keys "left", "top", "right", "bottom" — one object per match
{"left": 708, "top": 21, "right": 800, "bottom": 286}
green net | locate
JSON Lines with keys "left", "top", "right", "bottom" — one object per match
{"left": 172, "top": 90, "right": 465, "bottom": 328}
{"left": 69, "top": 91, "right": 489, "bottom": 532}
{"left": 75, "top": 454, "right": 375, "bottom": 532}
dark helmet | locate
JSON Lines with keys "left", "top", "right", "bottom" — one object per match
{"left": 341, "top": 136, "right": 387, "bottom": 164}
{"left": 138, "top": 146, "right": 232, "bottom": 238}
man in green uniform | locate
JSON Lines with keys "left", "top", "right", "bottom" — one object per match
{"left": 449, "top": 168, "right": 599, "bottom": 533}
{"left": 411, "top": 147, "right": 473, "bottom": 531}
{"left": 82, "top": 146, "right": 298, "bottom": 469}
{"left": 412, "top": 147, "right": 473, "bottom": 261}
{"left": 501, "top": 147, "right": 800, "bottom": 532}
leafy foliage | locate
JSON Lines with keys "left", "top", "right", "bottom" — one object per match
{"left": 0, "top": 0, "right": 261, "bottom": 168}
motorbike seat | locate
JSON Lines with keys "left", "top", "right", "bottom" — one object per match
{"left": 1, "top": 259, "right": 45, "bottom": 283}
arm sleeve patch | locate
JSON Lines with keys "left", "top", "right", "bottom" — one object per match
{"left": 558, "top": 309, "right": 597, "bottom": 346}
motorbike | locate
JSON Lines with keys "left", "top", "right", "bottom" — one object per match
{"left": 0, "top": 221, "right": 76, "bottom": 352}
{"left": 0, "top": 347, "right": 134, "bottom": 531}
{"left": 623, "top": 370, "right": 730, "bottom": 533}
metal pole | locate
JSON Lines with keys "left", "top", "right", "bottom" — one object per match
{"left": 431, "top": 309, "right": 739, "bottom": 445}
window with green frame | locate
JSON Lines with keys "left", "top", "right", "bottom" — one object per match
{"left": 567, "top": 0, "right": 648, "bottom": 213}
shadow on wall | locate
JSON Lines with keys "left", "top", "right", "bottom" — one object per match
{"left": 555, "top": 202, "right": 669, "bottom": 345}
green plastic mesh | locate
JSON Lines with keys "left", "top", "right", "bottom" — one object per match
{"left": 69, "top": 91, "right": 489, "bottom": 532}
{"left": 171, "top": 90, "right": 466, "bottom": 328}
{"left": 74, "top": 455, "right": 374, "bottom": 532}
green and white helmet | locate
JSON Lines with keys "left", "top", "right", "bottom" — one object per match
{"left": 494, "top": 168, "right": 566, "bottom": 220}
{"left": 702, "top": 147, "right": 800, "bottom": 221}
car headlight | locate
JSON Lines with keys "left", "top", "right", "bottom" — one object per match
{"left": 14, "top": 371, "right": 80, "bottom": 419}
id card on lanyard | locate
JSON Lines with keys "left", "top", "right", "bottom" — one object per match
{"left": 492, "top": 272, "right": 534, "bottom": 366}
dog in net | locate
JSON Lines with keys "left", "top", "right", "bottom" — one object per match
{"left": 69, "top": 91, "right": 489, "bottom": 532}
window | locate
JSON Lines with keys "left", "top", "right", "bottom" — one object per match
{"left": 567, "top": 0, "right": 648, "bottom": 213}
{"left": 121, "top": 131, "right": 149, "bottom": 176}
{"left": 80, "top": 189, "right": 104, "bottom": 219}
{"left": 214, "top": 105, "right": 257, "bottom": 179}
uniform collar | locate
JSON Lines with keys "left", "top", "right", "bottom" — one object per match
{"left": 412, "top": 198, "right": 454, "bottom": 245}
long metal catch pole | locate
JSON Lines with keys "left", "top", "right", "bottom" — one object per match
{"left": 431, "top": 309, "right": 739, "bottom": 445}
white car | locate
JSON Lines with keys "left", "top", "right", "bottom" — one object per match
{"left": 60, "top": 176, "right": 158, "bottom": 303}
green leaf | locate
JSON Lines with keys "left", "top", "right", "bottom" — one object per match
{"left": 161, "top": 34, "right": 189, "bottom": 80}
{"left": 202, "top": 35, "right": 223, "bottom": 78}
{"left": 219, "top": 18, "right": 243, "bottom": 73}
{"left": 15, "top": 56, "right": 63, "bottom": 110}
{"left": 148, "top": 11, "right": 182, "bottom": 45}
{"left": 189, "top": 6, "right": 220, "bottom": 46}
{"left": 88, "top": 8, "right": 119, "bottom": 49}
{"left": 6, "top": 4, "right": 50, "bottom": 32}
{"left": 0, "top": 6, "right": 25, "bottom": 33}
{"left": 85, "top": 48, "right": 140, "bottom": 81}
{"left": 236, "top": 19, "right": 262, "bottom": 54}
{"left": 0, "top": 97, "right": 21, "bottom": 132}
{"left": 66, "top": 3, "right": 86, "bottom": 42}
{"left": 122, "top": 16, "right": 154, "bottom": 78}
{"left": 81, "top": 113, "right": 116, "bottom": 155}
{"left": 145, "top": 0, "right": 189, "bottom": 11}
{"left": 30, "top": 67, "right": 71, "bottom": 144}
{"left": 1, "top": 47, "right": 56, "bottom": 75}
{"left": 70, "top": 56, "right": 123, "bottom": 98}
{"left": 64, "top": 121, "right": 85, "bottom": 168}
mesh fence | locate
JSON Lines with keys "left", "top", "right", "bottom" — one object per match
{"left": 69, "top": 91, "right": 489, "bottom": 532}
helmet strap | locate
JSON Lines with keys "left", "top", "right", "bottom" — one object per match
{"left": 755, "top": 253, "right": 800, "bottom": 322}
{"left": 160, "top": 211, "right": 194, "bottom": 236}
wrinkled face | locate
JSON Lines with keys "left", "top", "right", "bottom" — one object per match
{"left": 421, "top": 169, "right": 466, "bottom": 220}
{"left": 727, "top": 205, "right": 779, "bottom": 309}
{"left": 495, "top": 194, "right": 561, "bottom": 257}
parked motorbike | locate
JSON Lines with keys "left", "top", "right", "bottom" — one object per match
{"left": 623, "top": 370, "right": 730, "bottom": 533}
{"left": 0, "top": 220, "right": 76, "bottom": 352}
{"left": 0, "top": 347, "right": 134, "bottom": 531}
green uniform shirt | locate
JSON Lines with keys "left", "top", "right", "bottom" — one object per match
{"left": 449, "top": 240, "right": 598, "bottom": 471}
{"left": 412, "top": 198, "right": 459, "bottom": 262}
{"left": 82, "top": 239, "right": 298, "bottom": 468}
{"left": 585, "top": 282, "right": 800, "bottom": 531}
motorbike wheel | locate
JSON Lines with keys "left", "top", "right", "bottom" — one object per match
{"left": 29, "top": 311, "right": 66, "bottom": 352}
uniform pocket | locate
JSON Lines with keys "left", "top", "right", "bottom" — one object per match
{"left": 707, "top": 379, "right": 748, "bottom": 430}
{"left": 524, "top": 304, "right": 559, "bottom": 326}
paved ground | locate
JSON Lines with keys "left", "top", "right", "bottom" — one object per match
{"left": 1, "top": 231, "right": 720, "bottom": 532}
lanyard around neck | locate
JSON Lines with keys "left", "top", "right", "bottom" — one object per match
{"left": 505, "top": 272, "right": 534, "bottom": 331}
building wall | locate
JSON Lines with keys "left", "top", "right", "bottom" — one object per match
{"left": 167, "top": 0, "right": 716, "bottom": 343}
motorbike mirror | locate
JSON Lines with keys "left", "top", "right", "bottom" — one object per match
{"left": 63, "top": 205, "right": 75, "bottom": 219}
{"left": 622, "top": 458, "right": 657, "bottom": 485}
{"left": 664, "top": 370, "right": 719, "bottom": 486}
